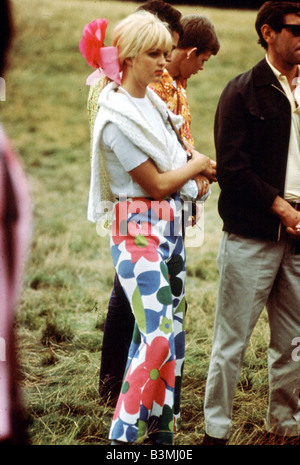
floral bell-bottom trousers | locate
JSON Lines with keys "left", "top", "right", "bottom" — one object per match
{"left": 108, "top": 195, "right": 186, "bottom": 445}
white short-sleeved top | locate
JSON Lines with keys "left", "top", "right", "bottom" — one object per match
{"left": 101, "top": 93, "right": 179, "bottom": 198}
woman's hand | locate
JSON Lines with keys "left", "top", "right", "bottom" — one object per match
{"left": 190, "top": 150, "right": 217, "bottom": 182}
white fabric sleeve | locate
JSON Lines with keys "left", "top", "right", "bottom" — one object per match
{"left": 103, "top": 122, "right": 199, "bottom": 201}
{"left": 102, "top": 122, "right": 149, "bottom": 172}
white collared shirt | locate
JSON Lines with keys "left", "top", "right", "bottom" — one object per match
{"left": 266, "top": 55, "right": 300, "bottom": 201}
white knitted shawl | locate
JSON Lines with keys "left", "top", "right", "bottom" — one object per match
{"left": 87, "top": 81, "right": 197, "bottom": 223}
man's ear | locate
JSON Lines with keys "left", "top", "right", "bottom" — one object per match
{"left": 186, "top": 47, "right": 198, "bottom": 59}
{"left": 261, "top": 24, "right": 276, "bottom": 46}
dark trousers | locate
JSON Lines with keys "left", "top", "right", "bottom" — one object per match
{"left": 99, "top": 273, "right": 135, "bottom": 406}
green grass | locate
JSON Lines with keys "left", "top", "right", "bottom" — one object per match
{"left": 2, "top": 0, "right": 273, "bottom": 445}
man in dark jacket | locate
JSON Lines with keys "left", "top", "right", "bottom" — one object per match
{"left": 203, "top": 1, "right": 300, "bottom": 445}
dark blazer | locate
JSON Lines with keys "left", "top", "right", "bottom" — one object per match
{"left": 215, "top": 58, "right": 292, "bottom": 241}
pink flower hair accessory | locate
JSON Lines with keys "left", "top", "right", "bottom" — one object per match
{"left": 79, "top": 18, "right": 121, "bottom": 85}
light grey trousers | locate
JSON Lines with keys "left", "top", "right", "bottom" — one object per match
{"left": 204, "top": 231, "right": 300, "bottom": 439}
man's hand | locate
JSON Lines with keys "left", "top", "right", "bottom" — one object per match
{"left": 194, "top": 174, "right": 210, "bottom": 198}
{"left": 271, "top": 196, "right": 300, "bottom": 239}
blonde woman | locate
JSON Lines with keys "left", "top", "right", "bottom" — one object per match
{"left": 87, "top": 12, "right": 216, "bottom": 445}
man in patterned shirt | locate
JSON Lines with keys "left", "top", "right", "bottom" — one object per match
{"left": 149, "top": 15, "right": 220, "bottom": 147}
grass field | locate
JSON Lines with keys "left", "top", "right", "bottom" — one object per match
{"left": 2, "top": 0, "right": 275, "bottom": 445}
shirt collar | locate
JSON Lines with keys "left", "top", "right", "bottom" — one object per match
{"left": 266, "top": 54, "right": 300, "bottom": 81}
{"left": 265, "top": 54, "right": 282, "bottom": 79}
{"left": 266, "top": 54, "right": 300, "bottom": 110}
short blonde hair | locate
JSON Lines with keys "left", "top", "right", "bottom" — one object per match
{"left": 112, "top": 11, "right": 172, "bottom": 69}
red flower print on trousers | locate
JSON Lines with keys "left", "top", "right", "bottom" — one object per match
{"left": 113, "top": 337, "right": 175, "bottom": 419}
{"left": 139, "top": 337, "right": 175, "bottom": 410}
{"left": 113, "top": 220, "right": 160, "bottom": 264}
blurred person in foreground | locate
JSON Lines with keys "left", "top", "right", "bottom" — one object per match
{"left": 203, "top": 1, "right": 300, "bottom": 446}
{"left": 0, "top": 0, "right": 31, "bottom": 445}
{"left": 86, "top": 1, "right": 219, "bottom": 408}
{"left": 84, "top": 10, "right": 216, "bottom": 444}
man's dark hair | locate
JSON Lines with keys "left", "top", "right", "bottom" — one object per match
{"left": 255, "top": 1, "right": 300, "bottom": 49}
{"left": 177, "top": 14, "right": 220, "bottom": 56}
{"left": 0, "top": 0, "right": 13, "bottom": 76}
{"left": 137, "top": 0, "right": 183, "bottom": 38}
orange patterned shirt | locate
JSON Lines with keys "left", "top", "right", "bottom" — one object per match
{"left": 149, "top": 69, "right": 194, "bottom": 146}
